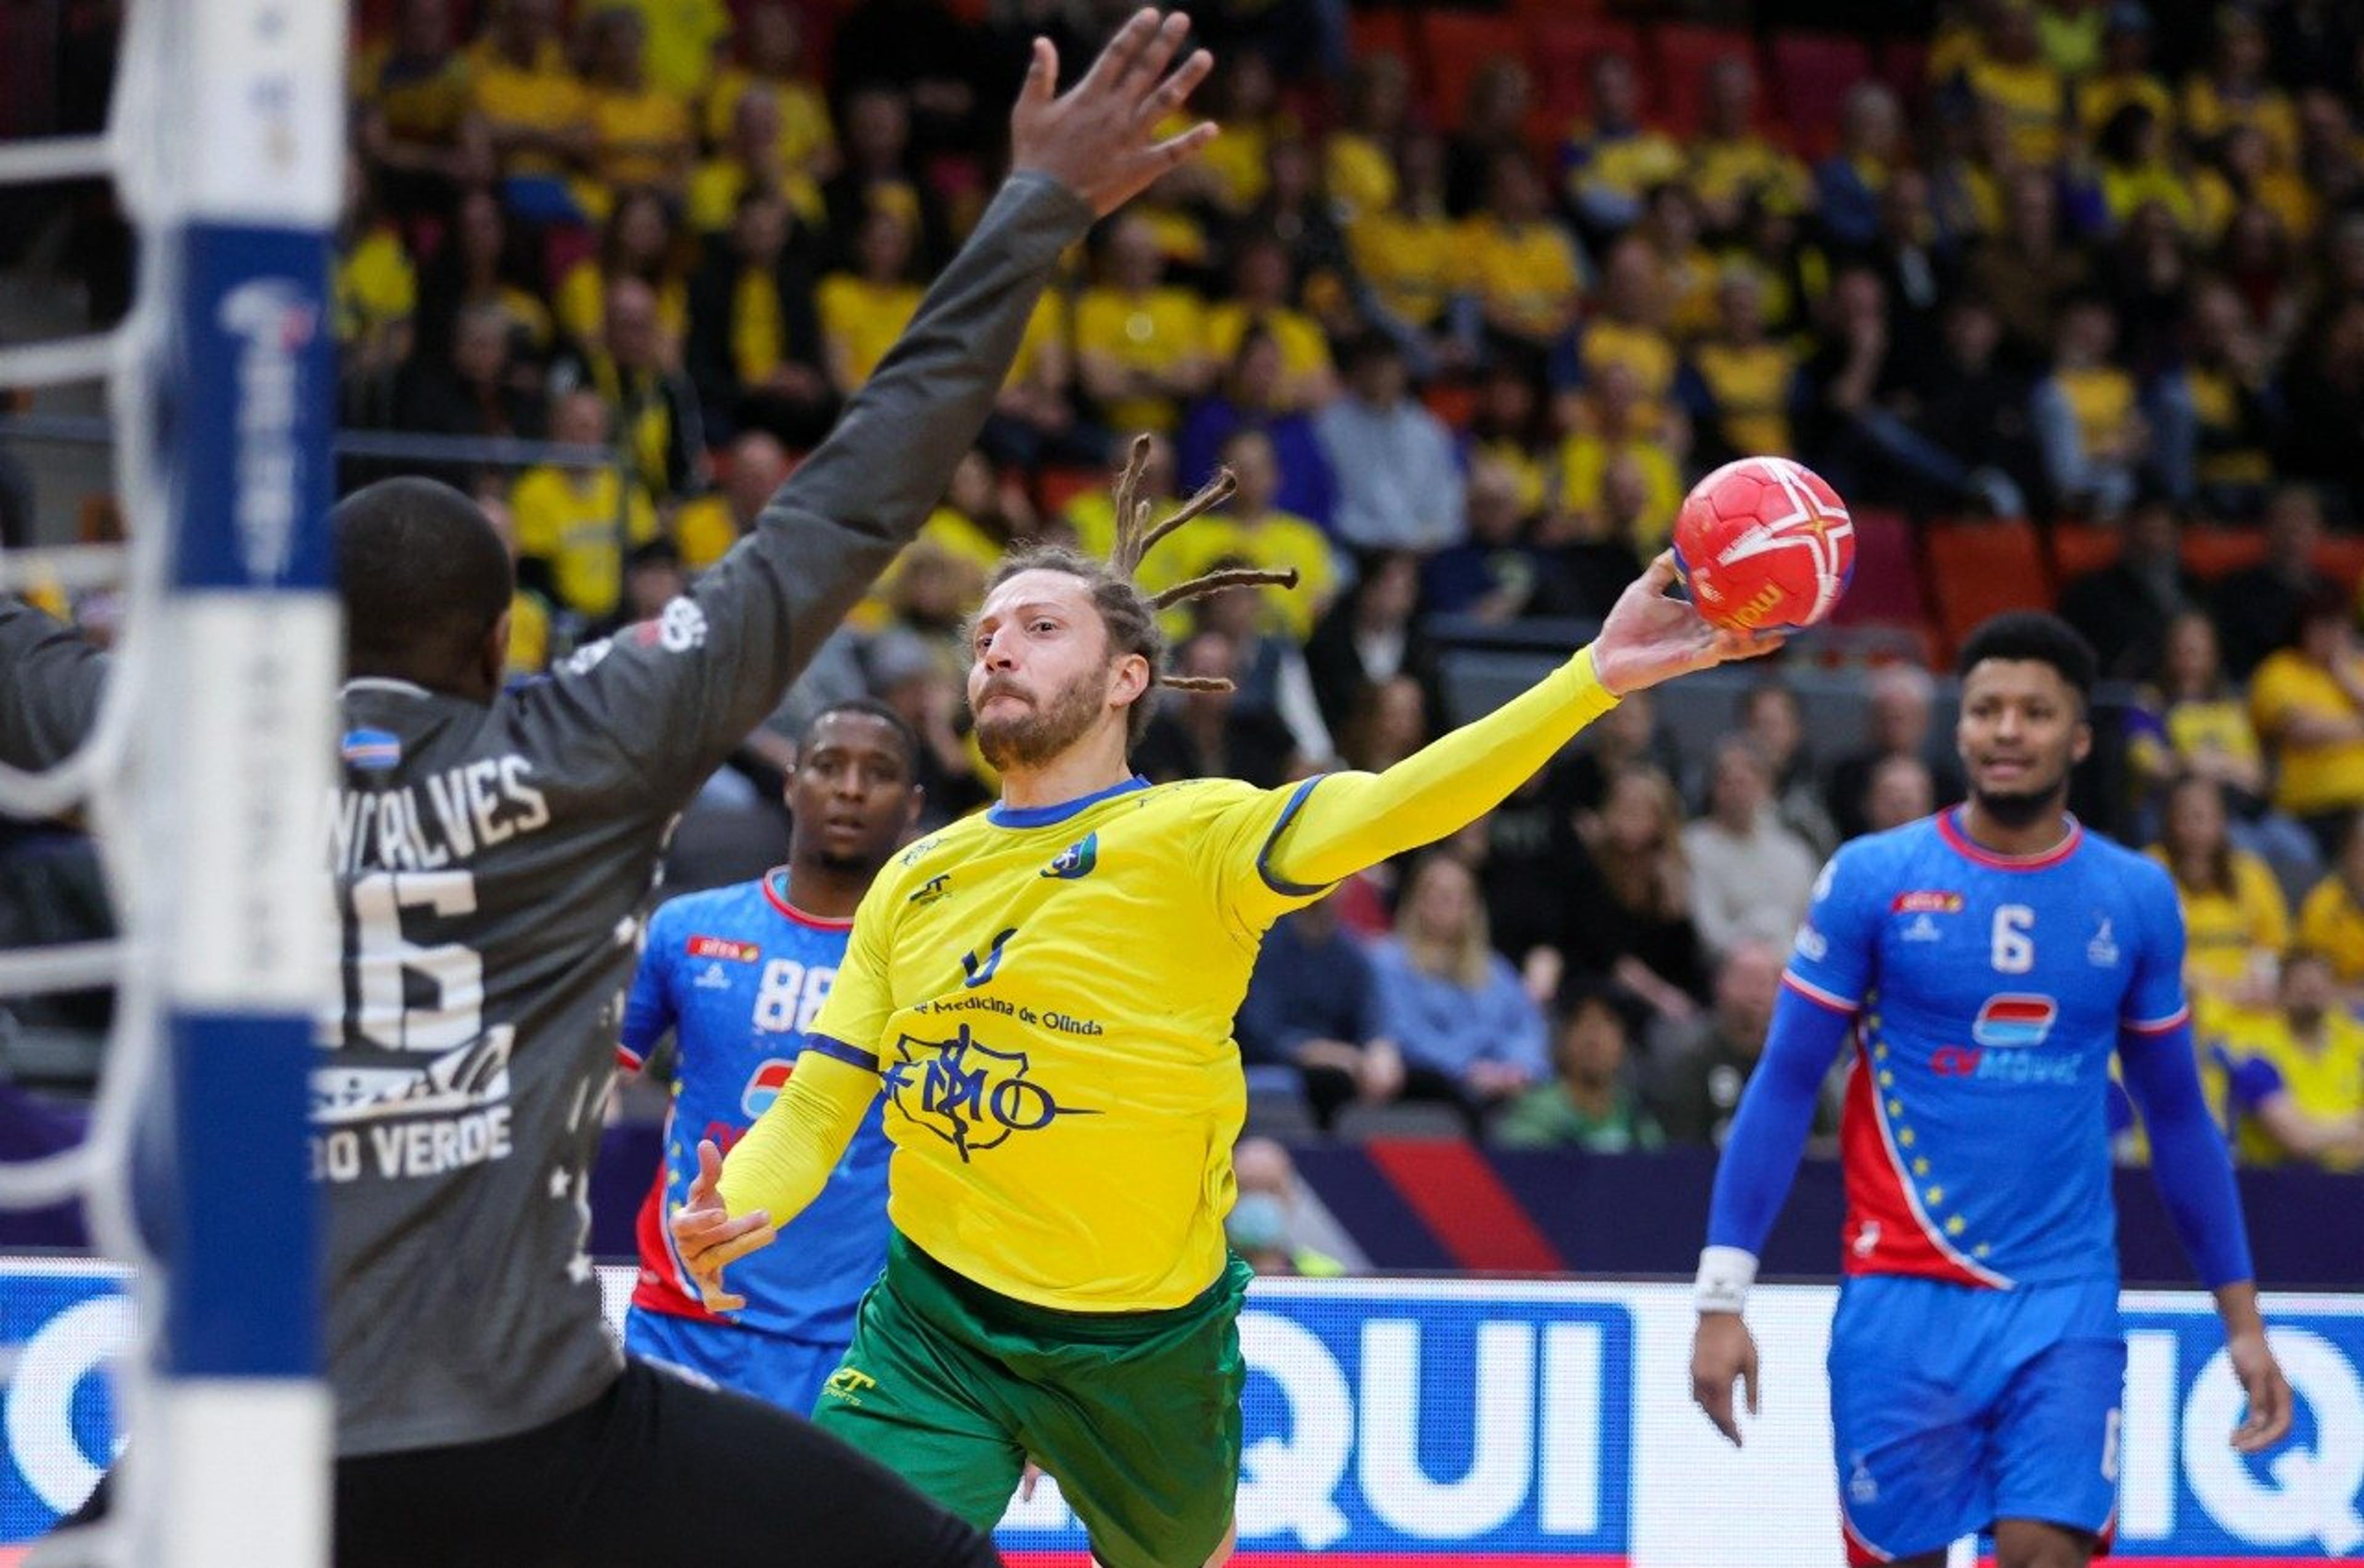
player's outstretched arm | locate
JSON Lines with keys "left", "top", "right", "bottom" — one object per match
{"left": 1687, "top": 983, "right": 1854, "bottom": 1446}
{"left": 550, "top": 10, "right": 1217, "bottom": 802}
{"left": 1266, "top": 552, "right": 1776, "bottom": 889}
{"left": 2118, "top": 1021, "right": 2294, "bottom": 1453}
{"left": 0, "top": 601, "right": 108, "bottom": 770}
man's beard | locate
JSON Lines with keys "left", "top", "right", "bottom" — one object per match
{"left": 1971, "top": 772, "right": 2068, "bottom": 829}
{"left": 975, "top": 667, "right": 1108, "bottom": 771}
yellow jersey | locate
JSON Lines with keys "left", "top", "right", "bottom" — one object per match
{"left": 804, "top": 776, "right": 1319, "bottom": 1309}
{"left": 670, "top": 494, "right": 740, "bottom": 572}
{"left": 2147, "top": 846, "right": 2289, "bottom": 997}
{"left": 1460, "top": 217, "right": 1580, "bottom": 341}
{"left": 2251, "top": 649, "right": 2364, "bottom": 816}
{"left": 702, "top": 68, "right": 836, "bottom": 174}
{"left": 1324, "top": 132, "right": 1396, "bottom": 224}
{"left": 470, "top": 54, "right": 590, "bottom": 178}
{"left": 2299, "top": 876, "right": 2364, "bottom": 986}
{"left": 1162, "top": 510, "right": 1337, "bottom": 642}
{"left": 1072, "top": 285, "right": 1207, "bottom": 435}
{"left": 1348, "top": 209, "right": 1463, "bottom": 329}
{"left": 509, "top": 467, "right": 660, "bottom": 619}
{"left": 2182, "top": 78, "right": 2299, "bottom": 167}
{"left": 1203, "top": 303, "right": 1332, "bottom": 387}
{"left": 554, "top": 263, "right": 690, "bottom": 351}
{"left": 818, "top": 275, "right": 926, "bottom": 390}
{"left": 336, "top": 227, "right": 417, "bottom": 345}
{"left": 1689, "top": 339, "right": 1797, "bottom": 457}
{"left": 2219, "top": 1010, "right": 2364, "bottom": 1169}
{"left": 589, "top": 85, "right": 693, "bottom": 193}
{"left": 2078, "top": 72, "right": 2175, "bottom": 137}
{"left": 1550, "top": 433, "right": 1681, "bottom": 551}
{"left": 1577, "top": 320, "right": 1678, "bottom": 415}
{"left": 1966, "top": 55, "right": 2068, "bottom": 165}
{"left": 356, "top": 44, "right": 473, "bottom": 144}
{"left": 613, "top": 0, "right": 729, "bottom": 103}
{"left": 1689, "top": 135, "right": 1812, "bottom": 219}
{"left": 505, "top": 589, "right": 552, "bottom": 678}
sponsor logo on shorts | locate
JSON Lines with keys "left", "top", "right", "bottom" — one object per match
{"left": 822, "top": 1365, "right": 877, "bottom": 1405}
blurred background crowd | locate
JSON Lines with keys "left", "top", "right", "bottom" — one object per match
{"left": 1, "top": 0, "right": 2361, "bottom": 1189}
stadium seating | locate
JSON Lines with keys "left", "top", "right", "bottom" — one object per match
{"left": 1827, "top": 507, "right": 1929, "bottom": 630}
{"left": 2317, "top": 536, "right": 2364, "bottom": 595}
{"left": 1648, "top": 25, "right": 1756, "bottom": 139}
{"left": 2048, "top": 523, "right": 2122, "bottom": 584}
{"left": 1924, "top": 518, "right": 2051, "bottom": 656}
{"left": 1417, "top": 10, "right": 1525, "bottom": 130}
{"left": 1530, "top": 17, "right": 1648, "bottom": 132}
{"left": 1766, "top": 32, "right": 1873, "bottom": 158}
{"left": 2180, "top": 526, "right": 2270, "bottom": 581}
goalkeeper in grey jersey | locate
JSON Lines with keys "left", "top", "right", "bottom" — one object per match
{"left": 2, "top": 15, "right": 1216, "bottom": 1566}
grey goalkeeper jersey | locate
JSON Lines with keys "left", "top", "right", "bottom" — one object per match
{"left": 0, "top": 172, "right": 1092, "bottom": 1455}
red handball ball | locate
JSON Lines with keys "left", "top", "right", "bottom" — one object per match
{"left": 1672, "top": 457, "right": 1857, "bottom": 632}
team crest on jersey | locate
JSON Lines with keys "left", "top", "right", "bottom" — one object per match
{"left": 1971, "top": 994, "right": 2057, "bottom": 1049}
{"left": 1040, "top": 832, "right": 1100, "bottom": 880}
{"left": 1901, "top": 914, "right": 1944, "bottom": 943}
{"left": 2088, "top": 917, "right": 2120, "bottom": 967}
{"left": 741, "top": 1058, "right": 795, "bottom": 1119}
{"left": 881, "top": 1024, "right": 1095, "bottom": 1160}
{"left": 340, "top": 728, "right": 402, "bottom": 773}
{"left": 1891, "top": 890, "right": 1963, "bottom": 914}
{"left": 687, "top": 936, "right": 761, "bottom": 963}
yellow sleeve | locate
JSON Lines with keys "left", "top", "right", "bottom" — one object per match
{"left": 2248, "top": 657, "right": 2295, "bottom": 734}
{"left": 1266, "top": 645, "right": 1620, "bottom": 893}
{"left": 509, "top": 470, "right": 563, "bottom": 557}
{"left": 715, "top": 1050, "right": 881, "bottom": 1221}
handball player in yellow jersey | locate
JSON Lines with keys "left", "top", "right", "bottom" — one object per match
{"left": 672, "top": 449, "right": 1776, "bottom": 1566}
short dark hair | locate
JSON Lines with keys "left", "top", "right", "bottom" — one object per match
{"left": 1955, "top": 611, "right": 2098, "bottom": 703}
{"left": 332, "top": 476, "right": 513, "bottom": 685}
{"left": 800, "top": 696, "right": 920, "bottom": 776}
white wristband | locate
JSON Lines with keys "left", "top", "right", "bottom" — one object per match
{"left": 1694, "top": 1245, "right": 1758, "bottom": 1314}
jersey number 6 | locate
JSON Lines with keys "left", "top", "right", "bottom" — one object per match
{"left": 1992, "top": 905, "right": 2035, "bottom": 975}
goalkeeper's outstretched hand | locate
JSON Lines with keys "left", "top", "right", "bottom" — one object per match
{"left": 1011, "top": 8, "right": 1218, "bottom": 218}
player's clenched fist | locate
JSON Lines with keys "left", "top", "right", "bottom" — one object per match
{"left": 1010, "top": 7, "right": 1218, "bottom": 218}
{"left": 669, "top": 1139, "right": 778, "bottom": 1314}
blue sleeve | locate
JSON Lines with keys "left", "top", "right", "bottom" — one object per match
{"left": 1704, "top": 984, "right": 1857, "bottom": 1253}
{"left": 617, "top": 904, "right": 680, "bottom": 1071}
{"left": 1674, "top": 361, "right": 1716, "bottom": 425}
{"left": 2122, "top": 862, "right": 2194, "bottom": 1034}
{"left": 1784, "top": 844, "right": 1881, "bottom": 1014}
{"left": 2224, "top": 1052, "right": 2286, "bottom": 1112}
{"left": 2120, "top": 1018, "right": 2256, "bottom": 1289}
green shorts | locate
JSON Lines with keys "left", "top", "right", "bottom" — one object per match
{"left": 811, "top": 1232, "right": 1251, "bottom": 1568}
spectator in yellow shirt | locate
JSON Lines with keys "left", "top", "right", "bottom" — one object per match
{"left": 1964, "top": 2, "right": 2070, "bottom": 167}
{"left": 356, "top": 0, "right": 491, "bottom": 213}
{"left": 2182, "top": 8, "right": 2301, "bottom": 167}
{"left": 1634, "top": 183, "right": 1719, "bottom": 343}
{"left": 1562, "top": 51, "right": 1686, "bottom": 239}
{"left": 1168, "top": 430, "right": 1337, "bottom": 643}
{"left": 982, "top": 293, "right": 1090, "bottom": 473}
{"left": 1348, "top": 129, "right": 1466, "bottom": 378}
{"left": 1205, "top": 235, "right": 1336, "bottom": 413}
{"left": 1547, "top": 362, "right": 1682, "bottom": 553}
{"left": 1687, "top": 55, "right": 1812, "bottom": 235}
{"left": 609, "top": 0, "right": 728, "bottom": 107}
{"left": 689, "top": 86, "right": 824, "bottom": 235}
{"left": 684, "top": 187, "right": 830, "bottom": 449}
{"left": 2217, "top": 950, "right": 2364, "bottom": 1170}
{"left": 467, "top": 0, "right": 593, "bottom": 222}
{"left": 1060, "top": 433, "right": 1181, "bottom": 564}
{"left": 415, "top": 186, "right": 554, "bottom": 372}
{"left": 1560, "top": 238, "right": 1681, "bottom": 446}
{"left": 2251, "top": 587, "right": 2364, "bottom": 854}
{"left": 1197, "top": 52, "right": 1285, "bottom": 215}
{"left": 1325, "top": 53, "right": 1410, "bottom": 226}
{"left": 2075, "top": 5, "right": 2174, "bottom": 138}
{"left": 816, "top": 207, "right": 926, "bottom": 396}
{"left": 2032, "top": 294, "right": 2144, "bottom": 518}
{"left": 1461, "top": 153, "right": 1583, "bottom": 369}
{"left": 701, "top": 4, "right": 836, "bottom": 191}
{"left": 2096, "top": 102, "right": 2206, "bottom": 236}
{"left": 582, "top": 8, "right": 693, "bottom": 204}
{"left": 552, "top": 276, "right": 707, "bottom": 502}
{"left": 2299, "top": 818, "right": 2364, "bottom": 991}
{"left": 555, "top": 188, "right": 691, "bottom": 358}
{"left": 336, "top": 161, "right": 418, "bottom": 417}
{"left": 1681, "top": 266, "right": 1798, "bottom": 465}
{"left": 510, "top": 389, "right": 661, "bottom": 621}
{"left": 671, "top": 430, "right": 794, "bottom": 572}
{"left": 2200, "top": 123, "right": 2317, "bottom": 246}
{"left": 1074, "top": 215, "right": 1212, "bottom": 436}
{"left": 2151, "top": 774, "right": 2291, "bottom": 1009}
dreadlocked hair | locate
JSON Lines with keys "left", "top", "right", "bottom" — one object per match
{"left": 984, "top": 433, "right": 1300, "bottom": 752}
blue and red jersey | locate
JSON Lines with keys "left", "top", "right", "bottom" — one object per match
{"left": 1784, "top": 810, "right": 2190, "bottom": 1289}
{"left": 621, "top": 872, "right": 890, "bottom": 1340}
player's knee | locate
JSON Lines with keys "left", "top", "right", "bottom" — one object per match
{"left": 1198, "top": 1516, "right": 1237, "bottom": 1567}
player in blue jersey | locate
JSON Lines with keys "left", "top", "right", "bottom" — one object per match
{"left": 621, "top": 699, "right": 921, "bottom": 1412}
{"left": 1689, "top": 613, "right": 2292, "bottom": 1568}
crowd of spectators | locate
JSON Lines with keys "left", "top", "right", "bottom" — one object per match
{"left": 328, "top": 0, "right": 2364, "bottom": 1173}
{"left": 5, "top": 0, "right": 2361, "bottom": 1168}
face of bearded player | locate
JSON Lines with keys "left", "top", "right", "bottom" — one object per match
{"left": 1955, "top": 657, "right": 2091, "bottom": 830}
{"left": 967, "top": 568, "right": 1144, "bottom": 773}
